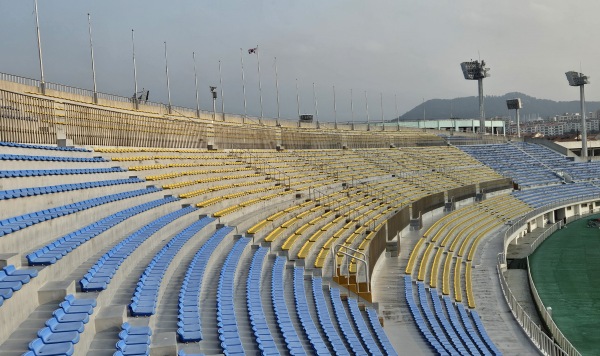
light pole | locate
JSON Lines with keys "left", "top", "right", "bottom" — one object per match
{"left": 34, "top": 0, "right": 45, "bottom": 93}
{"left": 193, "top": 52, "right": 200, "bottom": 118}
{"left": 275, "top": 57, "right": 280, "bottom": 125}
{"left": 296, "top": 78, "right": 300, "bottom": 119}
{"left": 380, "top": 92, "right": 384, "bottom": 131}
{"left": 566, "top": 71, "right": 590, "bottom": 158}
{"left": 240, "top": 48, "right": 247, "bottom": 122}
{"left": 164, "top": 41, "right": 172, "bottom": 114}
{"left": 395, "top": 93, "right": 400, "bottom": 131}
{"left": 87, "top": 13, "right": 98, "bottom": 103}
{"left": 350, "top": 88, "right": 355, "bottom": 125}
{"left": 365, "top": 90, "right": 370, "bottom": 131}
{"left": 460, "top": 59, "right": 490, "bottom": 135}
{"left": 333, "top": 85, "right": 337, "bottom": 129}
{"left": 219, "top": 60, "right": 225, "bottom": 121}
{"left": 313, "top": 82, "right": 319, "bottom": 121}
{"left": 131, "top": 29, "right": 138, "bottom": 109}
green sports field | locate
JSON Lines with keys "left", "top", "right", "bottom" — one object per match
{"left": 529, "top": 215, "right": 600, "bottom": 356}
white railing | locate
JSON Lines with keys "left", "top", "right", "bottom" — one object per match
{"left": 496, "top": 254, "right": 569, "bottom": 356}
{"left": 527, "top": 257, "right": 581, "bottom": 356}
{"left": 45, "top": 82, "right": 95, "bottom": 98}
{"left": 0, "top": 72, "right": 40, "bottom": 87}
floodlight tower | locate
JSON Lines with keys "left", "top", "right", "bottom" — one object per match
{"left": 506, "top": 98, "right": 522, "bottom": 138}
{"left": 565, "top": 71, "right": 590, "bottom": 158}
{"left": 460, "top": 60, "right": 490, "bottom": 134}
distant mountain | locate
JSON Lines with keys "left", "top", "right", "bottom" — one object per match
{"left": 398, "top": 92, "right": 600, "bottom": 121}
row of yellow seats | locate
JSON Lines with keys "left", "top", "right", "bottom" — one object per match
{"left": 187, "top": 180, "right": 272, "bottom": 200}
{"left": 145, "top": 167, "right": 253, "bottom": 180}
{"left": 163, "top": 173, "right": 261, "bottom": 189}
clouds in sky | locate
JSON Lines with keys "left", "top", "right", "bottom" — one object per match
{"left": 1, "top": 0, "right": 599, "bottom": 120}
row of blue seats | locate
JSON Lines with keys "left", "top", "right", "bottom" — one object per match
{"left": 80, "top": 206, "right": 196, "bottom": 291}
{"left": 513, "top": 182, "right": 600, "bottom": 208}
{"left": 216, "top": 237, "right": 250, "bottom": 355}
{"left": 0, "top": 177, "right": 144, "bottom": 200}
{"left": 403, "top": 276, "right": 449, "bottom": 355}
{"left": 365, "top": 309, "right": 398, "bottom": 356}
{"left": 415, "top": 282, "right": 461, "bottom": 355}
{"left": 329, "top": 288, "right": 367, "bottom": 355}
{"left": 311, "top": 277, "right": 349, "bottom": 355}
{"left": 470, "top": 310, "right": 503, "bottom": 356}
{"left": 346, "top": 297, "right": 383, "bottom": 356}
{"left": 177, "top": 226, "right": 232, "bottom": 343}
{"left": 130, "top": 216, "right": 213, "bottom": 316}
{"left": 0, "top": 153, "right": 108, "bottom": 162}
{"left": 0, "top": 265, "right": 38, "bottom": 306}
{"left": 428, "top": 287, "right": 480, "bottom": 355}
{"left": 27, "top": 196, "right": 179, "bottom": 265}
{"left": 247, "top": 247, "right": 279, "bottom": 355}
{"left": 292, "top": 267, "right": 330, "bottom": 355}
{"left": 114, "top": 322, "right": 152, "bottom": 356}
{"left": 443, "top": 297, "right": 492, "bottom": 355}
{"left": 0, "top": 140, "right": 90, "bottom": 152}
{"left": 25, "top": 295, "right": 96, "bottom": 356}
{"left": 0, "top": 186, "right": 162, "bottom": 237}
{"left": 271, "top": 256, "right": 305, "bottom": 355}
{"left": 0, "top": 167, "right": 125, "bottom": 178}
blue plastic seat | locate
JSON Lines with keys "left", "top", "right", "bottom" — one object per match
{"left": 28, "top": 338, "right": 74, "bottom": 356}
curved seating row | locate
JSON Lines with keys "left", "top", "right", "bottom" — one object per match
{"left": 404, "top": 276, "right": 448, "bottom": 355}
{"left": 0, "top": 265, "right": 38, "bottom": 306}
{"left": 0, "top": 177, "right": 144, "bottom": 200}
{"left": 329, "top": 288, "right": 366, "bottom": 355}
{"left": 27, "top": 195, "right": 179, "bottom": 265}
{"left": 428, "top": 288, "right": 479, "bottom": 355}
{"left": 130, "top": 216, "right": 214, "bottom": 316}
{"left": 470, "top": 310, "right": 502, "bottom": 356}
{"left": 80, "top": 206, "right": 196, "bottom": 291}
{"left": 271, "top": 256, "right": 305, "bottom": 355}
{"left": 292, "top": 267, "right": 330, "bottom": 355}
{"left": 114, "top": 322, "right": 152, "bottom": 356}
{"left": 365, "top": 309, "right": 397, "bottom": 356}
{"left": 443, "top": 297, "right": 490, "bottom": 355}
{"left": 0, "top": 141, "right": 90, "bottom": 152}
{"left": 311, "top": 278, "right": 350, "bottom": 355}
{"left": 346, "top": 297, "right": 383, "bottom": 356}
{"left": 416, "top": 282, "right": 460, "bottom": 355}
{"left": 217, "top": 237, "right": 250, "bottom": 355}
{"left": 512, "top": 182, "right": 600, "bottom": 208}
{"left": 0, "top": 186, "right": 162, "bottom": 238}
{"left": 25, "top": 295, "right": 97, "bottom": 356}
{"left": 0, "top": 166, "right": 125, "bottom": 178}
{"left": 247, "top": 247, "right": 279, "bottom": 355}
{"left": 178, "top": 225, "right": 233, "bottom": 343}
{"left": 0, "top": 153, "right": 107, "bottom": 162}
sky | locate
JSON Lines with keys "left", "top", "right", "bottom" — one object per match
{"left": 1, "top": 0, "right": 599, "bottom": 121}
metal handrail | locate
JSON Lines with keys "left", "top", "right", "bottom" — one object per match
{"left": 332, "top": 244, "right": 370, "bottom": 293}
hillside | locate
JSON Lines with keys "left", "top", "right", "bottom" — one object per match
{"left": 399, "top": 92, "right": 600, "bottom": 120}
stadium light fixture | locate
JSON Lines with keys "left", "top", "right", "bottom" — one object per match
{"left": 460, "top": 59, "right": 490, "bottom": 135}
{"left": 506, "top": 98, "right": 522, "bottom": 138}
{"left": 565, "top": 71, "right": 590, "bottom": 158}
